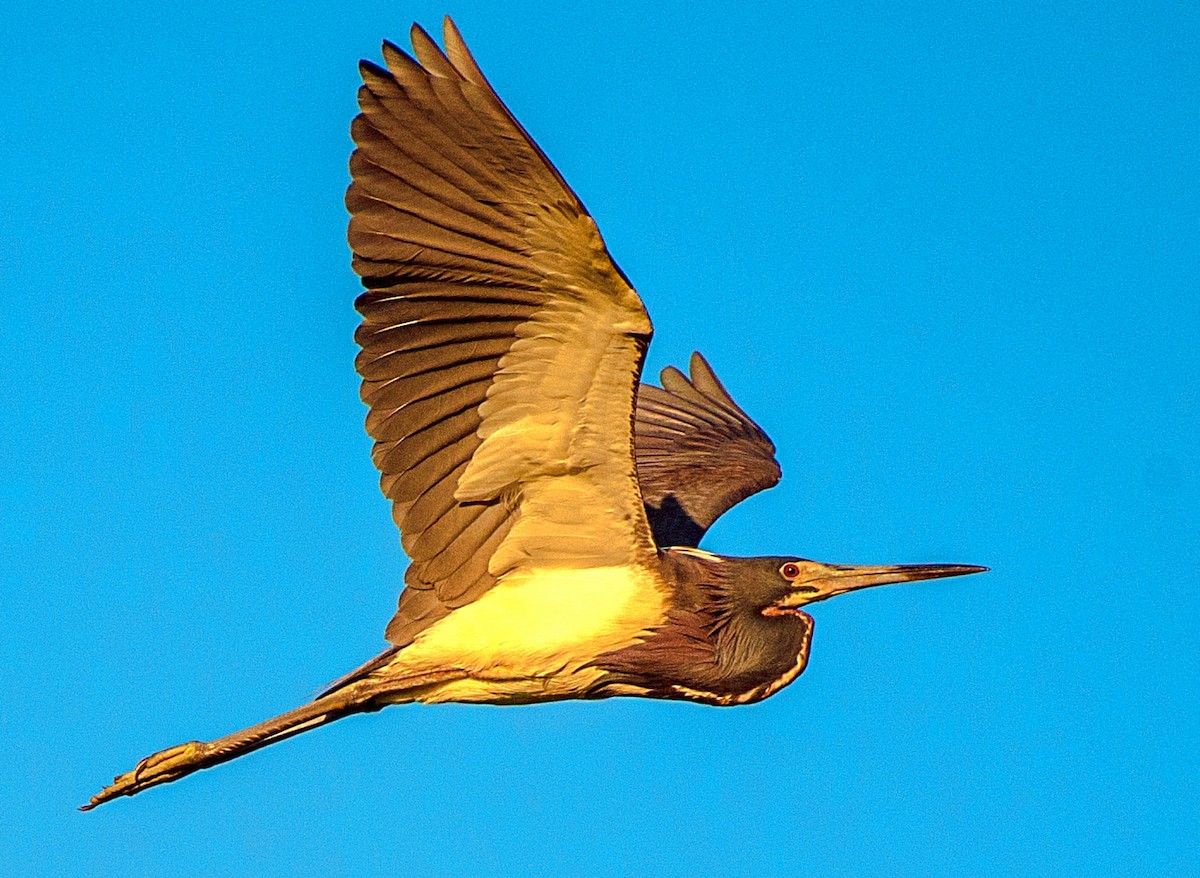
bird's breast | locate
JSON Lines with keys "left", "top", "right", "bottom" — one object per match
{"left": 385, "top": 564, "right": 668, "bottom": 697}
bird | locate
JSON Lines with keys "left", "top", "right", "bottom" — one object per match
{"left": 83, "top": 17, "right": 986, "bottom": 811}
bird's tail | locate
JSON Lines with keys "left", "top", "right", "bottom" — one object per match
{"left": 81, "top": 668, "right": 461, "bottom": 811}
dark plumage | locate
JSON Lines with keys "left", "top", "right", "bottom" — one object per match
{"left": 84, "top": 18, "right": 985, "bottom": 811}
{"left": 591, "top": 552, "right": 815, "bottom": 705}
{"left": 635, "top": 353, "right": 782, "bottom": 548}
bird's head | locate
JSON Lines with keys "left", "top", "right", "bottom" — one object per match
{"left": 742, "top": 556, "right": 988, "bottom": 618}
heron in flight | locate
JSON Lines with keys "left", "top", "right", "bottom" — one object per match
{"left": 85, "top": 18, "right": 984, "bottom": 810}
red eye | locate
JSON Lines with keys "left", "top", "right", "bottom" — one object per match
{"left": 781, "top": 563, "right": 801, "bottom": 579}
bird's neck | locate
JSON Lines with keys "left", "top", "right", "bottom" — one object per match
{"left": 588, "top": 549, "right": 813, "bottom": 705}
{"left": 701, "top": 595, "right": 814, "bottom": 705}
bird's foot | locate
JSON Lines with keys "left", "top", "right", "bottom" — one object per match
{"left": 81, "top": 740, "right": 212, "bottom": 811}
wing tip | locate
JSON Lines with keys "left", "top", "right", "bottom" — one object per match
{"left": 409, "top": 20, "right": 434, "bottom": 45}
{"left": 442, "top": 16, "right": 490, "bottom": 87}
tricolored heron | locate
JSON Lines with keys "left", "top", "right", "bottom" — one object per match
{"left": 84, "top": 18, "right": 984, "bottom": 810}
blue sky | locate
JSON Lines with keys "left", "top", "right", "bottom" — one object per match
{"left": 2, "top": 1, "right": 1197, "bottom": 875}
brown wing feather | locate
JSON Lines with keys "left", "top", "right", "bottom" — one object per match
{"left": 349, "top": 19, "right": 657, "bottom": 648}
{"left": 634, "top": 352, "right": 781, "bottom": 547}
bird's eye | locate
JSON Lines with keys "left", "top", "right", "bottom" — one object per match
{"left": 781, "top": 562, "right": 801, "bottom": 580}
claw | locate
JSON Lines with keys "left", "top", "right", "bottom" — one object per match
{"left": 81, "top": 740, "right": 211, "bottom": 811}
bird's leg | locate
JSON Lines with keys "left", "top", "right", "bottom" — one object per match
{"left": 82, "top": 685, "right": 372, "bottom": 810}
{"left": 82, "top": 668, "right": 464, "bottom": 810}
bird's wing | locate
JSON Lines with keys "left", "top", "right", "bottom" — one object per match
{"left": 348, "top": 19, "right": 658, "bottom": 648}
{"left": 634, "top": 352, "right": 781, "bottom": 547}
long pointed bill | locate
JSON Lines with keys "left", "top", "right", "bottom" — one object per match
{"left": 779, "top": 562, "right": 988, "bottom": 608}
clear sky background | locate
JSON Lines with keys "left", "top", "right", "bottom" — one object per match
{"left": 2, "top": 1, "right": 1197, "bottom": 875}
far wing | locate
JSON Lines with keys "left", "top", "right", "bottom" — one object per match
{"left": 349, "top": 19, "right": 658, "bottom": 648}
{"left": 634, "top": 352, "right": 781, "bottom": 547}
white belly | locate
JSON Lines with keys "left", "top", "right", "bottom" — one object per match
{"left": 385, "top": 564, "right": 666, "bottom": 701}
